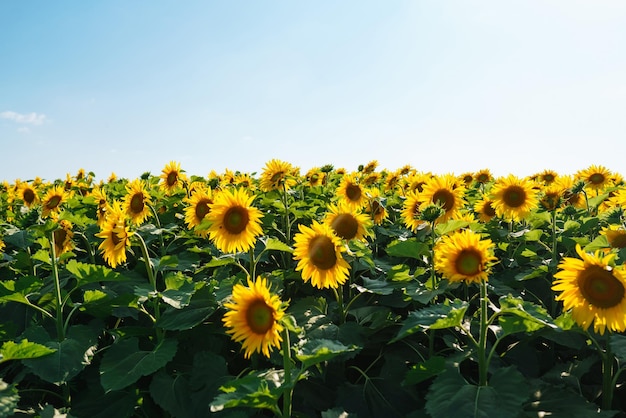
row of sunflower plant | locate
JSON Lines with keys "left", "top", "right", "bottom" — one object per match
{"left": 1, "top": 161, "right": 626, "bottom": 417}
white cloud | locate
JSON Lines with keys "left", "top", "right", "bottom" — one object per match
{"left": 0, "top": 111, "right": 47, "bottom": 125}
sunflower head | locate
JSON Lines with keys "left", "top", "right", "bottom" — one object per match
{"left": 183, "top": 186, "right": 213, "bottom": 237}
{"left": 41, "top": 186, "right": 68, "bottom": 218}
{"left": 576, "top": 165, "right": 612, "bottom": 191}
{"left": 553, "top": 244, "right": 626, "bottom": 335}
{"left": 434, "top": 229, "right": 497, "bottom": 284}
{"left": 336, "top": 173, "right": 369, "bottom": 210}
{"left": 259, "top": 159, "right": 297, "bottom": 192}
{"left": 123, "top": 179, "right": 152, "bottom": 225}
{"left": 159, "top": 161, "right": 187, "bottom": 194}
{"left": 402, "top": 191, "right": 427, "bottom": 232}
{"left": 324, "top": 202, "right": 372, "bottom": 242}
{"left": 53, "top": 220, "right": 74, "bottom": 256}
{"left": 222, "top": 276, "right": 286, "bottom": 359}
{"left": 94, "top": 200, "right": 133, "bottom": 268}
{"left": 18, "top": 183, "right": 39, "bottom": 208}
{"left": 418, "top": 174, "right": 467, "bottom": 224}
{"left": 600, "top": 225, "right": 626, "bottom": 249}
{"left": 489, "top": 175, "right": 539, "bottom": 222}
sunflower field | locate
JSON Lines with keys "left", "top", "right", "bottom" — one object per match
{"left": 2, "top": 160, "right": 626, "bottom": 418}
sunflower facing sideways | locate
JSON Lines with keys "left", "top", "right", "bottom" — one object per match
{"left": 95, "top": 200, "right": 133, "bottom": 268}
{"left": 323, "top": 202, "right": 372, "bottom": 242}
{"left": 552, "top": 244, "right": 626, "bottom": 335}
{"left": 41, "top": 186, "right": 69, "bottom": 218}
{"left": 183, "top": 185, "right": 214, "bottom": 238}
{"left": 434, "top": 229, "right": 497, "bottom": 284}
{"left": 489, "top": 175, "right": 539, "bottom": 222}
{"left": 206, "top": 188, "right": 263, "bottom": 254}
{"left": 123, "top": 179, "right": 152, "bottom": 225}
{"left": 293, "top": 221, "right": 351, "bottom": 289}
{"left": 222, "top": 276, "right": 287, "bottom": 359}
{"left": 259, "top": 159, "right": 297, "bottom": 192}
{"left": 52, "top": 220, "right": 74, "bottom": 256}
{"left": 402, "top": 190, "right": 427, "bottom": 232}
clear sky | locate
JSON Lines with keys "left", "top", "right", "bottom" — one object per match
{"left": 1, "top": 1, "right": 625, "bottom": 182}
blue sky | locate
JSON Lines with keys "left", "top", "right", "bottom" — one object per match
{"left": 1, "top": 1, "right": 625, "bottom": 182}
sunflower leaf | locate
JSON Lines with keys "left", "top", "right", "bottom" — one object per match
{"left": 385, "top": 238, "right": 429, "bottom": 260}
{"left": 210, "top": 369, "right": 283, "bottom": 415}
{"left": 264, "top": 237, "right": 293, "bottom": 253}
{"left": 65, "top": 260, "right": 129, "bottom": 288}
{"left": 296, "top": 339, "right": 360, "bottom": 370}
{"left": 391, "top": 299, "right": 468, "bottom": 343}
{"left": 0, "top": 339, "right": 56, "bottom": 363}
{"left": 0, "top": 379, "right": 20, "bottom": 417}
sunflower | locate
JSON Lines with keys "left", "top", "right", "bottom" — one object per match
{"left": 107, "top": 172, "right": 118, "bottom": 183}
{"left": 434, "top": 229, "right": 497, "bottom": 284}
{"left": 323, "top": 202, "right": 372, "bottom": 242}
{"left": 576, "top": 165, "right": 612, "bottom": 191}
{"left": 361, "top": 160, "right": 379, "bottom": 174}
{"left": 293, "top": 221, "right": 351, "bottom": 289}
{"left": 367, "top": 188, "right": 388, "bottom": 225}
{"left": 557, "top": 175, "right": 587, "bottom": 210}
{"left": 0, "top": 238, "right": 5, "bottom": 255}
{"left": 234, "top": 173, "right": 255, "bottom": 190}
{"left": 305, "top": 167, "right": 325, "bottom": 187}
{"left": 402, "top": 191, "right": 427, "bottom": 232}
{"left": 538, "top": 184, "right": 565, "bottom": 212}
{"left": 459, "top": 172, "right": 475, "bottom": 186}
{"left": 53, "top": 220, "right": 74, "bottom": 256}
{"left": 159, "top": 161, "right": 187, "bottom": 193}
{"left": 489, "top": 175, "right": 539, "bottom": 222}
{"left": 473, "top": 169, "right": 493, "bottom": 185}
{"left": 473, "top": 195, "right": 497, "bottom": 223}
{"left": 361, "top": 172, "right": 381, "bottom": 187}
{"left": 535, "top": 169, "right": 559, "bottom": 185}
{"left": 336, "top": 173, "right": 369, "bottom": 210}
{"left": 207, "top": 188, "right": 263, "bottom": 254}
{"left": 183, "top": 186, "right": 213, "bottom": 238}
{"left": 222, "top": 276, "right": 286, "bottom": 358}
{"left": 600, "top": 225, "right": 626, "bottom": 249}
{"left": 259, "top": 159, "right": 296, "bottom": 192}
{"left": 90, "top": 187, "right": 109, "bottom": 226}
{"left": 95, "top": 200, "right": 133, "bottom": 268}
{"left": 123, "top": 179, "right": 152, "bottom": 225}
{"left": 552, "top": 244, "right": 626, "bottom": 335}
{"left": 17, "top": 182, "right": 39, "bottom": 208}
{"left": 403, "top": 172, "right": 432, "bottom": 194}
{"left": 418, "top": 174, "right": 467, "bottom": 224}
{"left": 41, "top": 186, "right": 68, "bottom": 218}
{"left": 383, "top": 170, "right": 402, "bottom": 192}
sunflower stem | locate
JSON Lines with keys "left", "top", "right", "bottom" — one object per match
{"left": 281, "top": 327, "right": 293, "bottom": 418}
{"left": 333, "top": 286, "right": 346, "bottom": 324}
{"left": 478, "top": 280, "right": 489, "bottom": 386}
{"left": 49, "top": 231, "right": 65, "bottom": 342}
{"left": 148, "top": 204, "right": 166, "bottom": 257}
{"left": 602, "top": 339, "right": 615, "bottom": 410}
{"left": 75, "top": 231, "right": 96, "bottom": 264}
{"left": 282, "top": 183, "right": 291, "bottom": 244}
{"left": 429, "top": 221, "right": 438, "bottom": 289}
{"left": 249, "top": 246, "right": 256, "bottom": 280}
{"left": 135, "top": 232, "right": 163, "bottom": 341}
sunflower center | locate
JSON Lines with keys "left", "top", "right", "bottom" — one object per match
{"left": 371, "top": 200, "right": 382, "bottom": 215}
{"left": 432, "top": 189, "right": 454, "bottom": 211}
{"left": 578, "top": 265, "right": 625, "bottom": 309}
{"left": 246, "top": 299, "right": 275, "bottom": 335}
{"left": 166, "top": 172, "right": 178, "bottom": 187}
{"left": 543, "top": 174, "right": 555, "bottom": 183}
{"left": 503, "top": 186, "right": 526, "bottom": 208}
{"left": 130, "top": 194, "right": 144, "bottom": 214}
{"left": 195, "top": 200, "right": 211, "bottom": 221}
{"left": 223, "top": 206, "right": 249, "bottom": 234}
{"left": 476, "top": 174, "right": 489, "bottom": 183}
{"left": 53, "top": 229, "right": 67, "bottom": 254}
{"left": 484, "top": 202, "right": 496, "bottom": 217}
{"left": 455, "top": 249, "right": 482, "bottom": 276}
{"left": 346, "top": 184, "right": 362, "bottom": 202}
{"left": 111, "top": 228, "right": 123, "bottom": 246}
{"left": 46, "top": 195, "right": 62, "bottom": 209}
{"left": 308, "top": 235, "right": 337, "bottom": 270}
{"left": 23, "top": 189, "right": 35, "bottom": 204}
{"left": 331, "top": 214, "right": 358, "bottom": 240}
{"left": 270, "top": 171, "right": 285, "bottom": 184}
{"left": 589, "top": 173, "right": 605, "bottom": 185}
{"left": 608, "top": 233, "right": 626, "bottom": 249}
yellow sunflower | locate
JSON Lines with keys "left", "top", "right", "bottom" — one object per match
{"left": 323, "top": 202, "right": 372, "bottom": 242}
{"left": 234, "top": 173, "right": 255, "bottom": 190}
{"left": 489, "top": 175, "right": 539, "bottom": 222}
{"left": 557, "top": 175, "right": 587, "bottom": 210}
{"left": 403, "top": 172, "right": 432, "bottom": 194}
{"left": 222, "top": 276, "right": 286, "bottom": 359}
{"left": 538, "top": 183, "right": 566, "bottom": 212}
{"left": 552, "top": 244, "right": 626, "bottom": 335}
{"left": 361, "top": 172, "right": 381, "bottom": 187}
{"left": 41, "top": 186, "right": 68, "bottom": 218}
{"left": 383, "top": 170, "right": 402, "bottom": 193}
{"left": 123, "top": 179, "right": 152, "bottom": 225}
{"left": 418, "top": 174, "right": 467, "bottom": 224}
{"left": 576, "top": 164, "right": 612, "bottom": 191}
{"left": 95, "top": 200, "right": 133, "bottom": 268}
{"left": 473, "top": 169, "right": 493, "bottom": 185}
{"left": 90, "top": 187, "right": 109, "bottom": 226}
{"left": 473, "top": 195, "right": 497, "bottom": 223}
{"left": 259, "top": 159, "right": 297, "bottom": 192}
{"left": 53, "top": 220, "right": 74, "bottom": 256}
{"left": 402, "top": 191, "right": 427, "bottom": 232}
{"left": 305, "top": 167, "right": 325, "bottom": 187}
{"left": 183, "top": 186, "right": 213, "bottom": 238}
{"left": 159, "top": 161, "right": 187, "bottom": 194}
{"left": 207, "top": 188, "right": 263, "bottom": 254}
{"left": 459, "top": 172, "right": 475, "bottom": 187}
{"left": 17, "top": 182, "right": 39, "bottom": 208}
{"left": 336, "top": 173, "right": 369, "bottom": 210}
{"left": 600, "top": 225, "right": 626, "bottom": 250}
{"left": 293, "top": 221, "right": 351, "bottom": 289}
{"left": 361, "top": 160, "right": 379, "bottom": 175}
{"left": 535, "top": 169, "right": 559, "bottom": 185}
{"left": 0, "top": 238, "right": 5, "bottom": 255}
{"left": 434, "top": 229, "right": 497, "bottom": 284}
{"left": 367, "top": 188, "right": 388, "bottom": 225}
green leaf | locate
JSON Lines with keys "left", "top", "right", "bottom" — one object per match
{"left": 609, "top": 334, "right": 626, "bottom": 364}
{"left": 65, "top": 260, "right": 128, "bottom": 288}
{"left": 22, "top": 324, "right": 99, "bottom": 384}
{"left": 425, "top": 366, "right": 529, "bottom": 418}
{"left": 264, "top": 237, "right": 293, "bottom": 253}
{"left": 403, "top": 356, "right": 446, "bottom": 385}
{"left": 153, "top": 255, "right": 179, "bottom": 273}
{"left": 0, "top": 339, "right": 56, "bottom": 363}
{"left": 523, "top": 380, "right": 617, "bottom": 417}
{"left": 155, "top": 287, "right": 216, "bottom": 331}
{"left": 161, "top": 272, "right": 196, "bottom": 309}
{"left": 4, "top": 229, "right": 36, "bottom": 249}
{"left": 497, "top": 295, "right": 555, "bottom": 330}
{"left": 0, "top": 379, "right": 19, "bottom": 417}
{"left": 149, "top": 370, "right": 194, "bottom": 418}
{"left": 585, "top": 234, "right": 610, "bottom": 252}
{"left": 386, "top": 238, "right": 429, "bottom": 260}
{"left": 210, "top": 369, "right": 283, "bottom": 415}
{"left": 296, "top": 339, "right": 359, "bottom": 370}
{"left": 392, "top": 299, "right": 468, "bottom": 342}
{"left": 435, "top": 220, "right": 470, "bottom": 236}
{"left": 388, "top": 264, "right": 413, "bottom": 282}
{"left": 100, "top": 337, "right": 178, "bottom": 392}
{"left": 354, "top": 277, "right": 403, "bottom": 296}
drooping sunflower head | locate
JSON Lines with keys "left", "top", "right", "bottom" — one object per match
{"left": 402, "top": 191, "right": 427, "bottom": 232}
{"left": 183, "top": 186, "right": 213, "bottom": 238}
{"left": 361, "top": 160, "right": 379, "bottom": 175}
{"left": 367, "top": 188, "right": 388, "bottom": 225}
{"left": 418, "top": 174, "right": 467, "bottom": 223}
{"left": 434, "top": 229, "right": 497, "bottom": 284}
{"left": 489, "top": 175, "right": 539, "bottom": 222}
{"left": 18, "top": 182, "right": 39, "bottom": 208}
{"left": 336, "top": 173, "right": 369, "bottom": 210}
{"left": 53, "top": 220, "right": 74, "bottom": 256}
{"left": 222, "top": 276, "right": 286, "bottom": 359}
{"left": 553, "top": 244, "right": 626, "bottom": 335}
{"left": 159, "top": 161, "right": 187, "bottom": 194}
{"left": 324, "top": 202, "right": 372, "bottom": 242}
{"left": 41, "top": 186, "right": 68, "bottom": 218}
{"left": 259, "top": 159, "right": 297, "bottom": 192}
{"left": 123, "top": 179, "right": 152, "bottom": 225}
{"left": 600, "top": 225, "right": 626, "bottom": 250}
{"left": 383, "top": 170, "right": 402, "bottom": 192}
{"left": 94, "top": 200, "right": 133, "bottom": 269}
{"left": 207, "top": 188, "right": 263, "bottom": 254}
{"left": 576, "top": 165, "right": 612, "bottom": 191}
{"left": 293, "top": 221, "right": 351, "bottom": 289}
{"left": 539, "top": 184, "right": 566, "bottom": 212}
